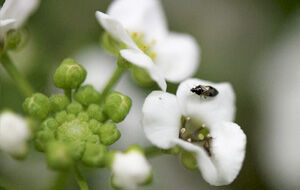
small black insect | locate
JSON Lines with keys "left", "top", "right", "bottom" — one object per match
{"left": 191, "top": 85, "right": 219, "bottom": 98}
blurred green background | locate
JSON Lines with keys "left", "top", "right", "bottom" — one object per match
{"left": 1, "top": 0, "right": 300, "bottom": 189}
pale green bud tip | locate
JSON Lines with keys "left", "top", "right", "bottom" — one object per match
{"left": 88, "top": 119, "right": 102, "bottom": 134}
{"left": 98, "top": 122, "right": 121, "bottom": 146}
{"left": 23, "top": 93, "right": 50, "bottom": 120}
{"left": 181, "top": 150, "right": 198, "bottom": 170}
{"left": 53, "top": 58, "right": 87, "bottom": 89}
{"left": 82, "top": 143, "right": 108, "bottom": 167}
{"left": 50, "top": 95, "right": 70, "bottom": 113}
{"left": 104, "top": 91, "right": 132, "bottom": 123}
{"left": 46, "top": 141, "right": 73, "bottom": 171}
{"left": 5, "top": 29, "right": 22, "bottom": 50}
{"left": 74, "top": 85, "right": 101, "bottom": 106}
{"left": 66, "top": 101, "right": 83, "bottom": 115}
{"left": 41, "top": 117, "right": 58, "bottom": 131}
{"left": 87, "top": 104, "right": 107, "bottom": 122}
{"left": 55, "top": 111, "right": 68, "bottom": 124}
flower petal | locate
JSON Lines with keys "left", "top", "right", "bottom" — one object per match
{"left": 0, "top": 19, "right": 16, "bottom": 36}
{"left": 142, "top": 91, "right": 181, "bottom": 149}
{"left": 174, "top": 122, "right": 246, "bottom": 186}
{"left": 155, "top": 32, "right": 200, "bottom": 83}
{"left": 107, "top": 0, "right": 168, "bottom": 43}
{"left": 95, "top": 11, "right": 138, "bottom": 49}
{"left": 112, "top": 151, "right": 152, "bottom": 189}
{"left": 0, "top": 0, "right": 40, "bottom": 29}
{"left": 0, "top": 112, "right": 30, "bottom": 156}
{"left": 176, "top": 78, "right": 235, "bottom": 127}
{"left": 120, "top": 49, "right": 167, "bottom": 91}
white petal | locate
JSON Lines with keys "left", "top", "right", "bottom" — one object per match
{"left": 95, "top": 11, "right": 138, "bottom": 50}
{"left": 107, "top": 0, "right": 168, "bottom": 43}
{"left": 174, "top": 122, "right": 246, "bottom": 186}
{"left": 0, "top": 112, "right": 30, "bottom": 156}
{"left": 0, "top": 19, "right": 16, "bottom": 36}
{"left": 142, "top": 91, "right": 181, "bottom": 149}
{"left": 112, "top": 151, "right": 151, "bottom": 189}
{"left": 176, "top": 78, "right": 236, "bottom": 127}
{"left": 120, "top": 49, "right": 167, "bottom": 91}
{"left": 0, "top": 0, "right": 40, "bottom": 29}
{"left": 155, "top": 32, "right": 200, "bottom": 82}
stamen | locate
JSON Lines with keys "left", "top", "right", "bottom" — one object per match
{"left": 187, "top": 138, "right": 192, "bottom": 142}
{"left": 197, "top": 133, "right": 204, "bottom": 141}
{"left": 180, "top": 128, "right": 186, "bottom": 134}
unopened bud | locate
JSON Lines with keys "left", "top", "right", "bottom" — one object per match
{"left": 104, "top": 92, "right": 132, "bottom": 123}
{"left": 46, "top": 141, "right": 73, "bottom": 171}
{"left": 49, "top": 95, "right": 70, "bottom": 113}
{"left": 23, "top": 93, "right": 50, "bottom": 120}
{"left": 87, "top": 104, "right": 107, "bottom": 122}
{"left": 82, "top": 143, "right": 108, "bottom": 167}
{"left": 98, "top": 122, "right": 121, "bottom": 145}
{"left": 54, "top": 58, "right": 87, "bottom": 89}
{"left": 74, "top": 85, "right": 101, "bottom": 106}
{"left": 66, "top": 101, "right": 83, "bottom": 115}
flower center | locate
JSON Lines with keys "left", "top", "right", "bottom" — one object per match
{"left": 179, "top": 116, "right": 212, "bottom": 156}
{"left": 131, "top": 32, "right": 156, "bottom": 60}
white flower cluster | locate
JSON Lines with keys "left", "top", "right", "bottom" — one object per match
{"left": 95, "top": 0, "right": 246, "bottom": 187}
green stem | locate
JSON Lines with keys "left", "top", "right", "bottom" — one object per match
{"left": 64, "top": 88, "right": 72, "bottom": 101}
{"left": 0, "top": 52, "right": 34, "bottom": 97}
{"left": 74, "top": 164, "right": 89, "bottom": 190}
{"left": 50, "top": 172, "right": 69, "bottom": 190}
{"left": 99, "top": 66, "right": 125, "bottom": 103}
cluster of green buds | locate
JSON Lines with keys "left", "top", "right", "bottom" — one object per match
{"left": 23, "top": 58, "right": 132, "bottom": 171}
{"left": 0, "top": 29, "right": 27, "bottom": 54}
{"left": 101, "top": 32, "right": 155, "bottom": 88}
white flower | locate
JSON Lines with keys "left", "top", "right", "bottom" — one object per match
{"left": 0, "top": 112, "right": 30, "bottom": 157}
{"left": 142, "top": 78, "right": 246, "bottom": 186}
{"left": 96, "top": 0, "right": 200, "bottom": 90}
{"left": 0, "top": 0, "right": 40, "bottom": 36}
{"left": 112, "top": 150, "right": 152, "bottom": 190}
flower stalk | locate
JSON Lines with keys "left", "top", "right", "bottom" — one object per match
{"left": 74, "top": 164, "right": 89, "bottom": 190}
{"left": 0, "top": 52, "right": 34, "bottom": 97}
{"left": 99, "top": 65, "right": 125, "bottom": 103}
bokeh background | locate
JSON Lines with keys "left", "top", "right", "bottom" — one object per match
{"left": 1, "top": 0, "right": 300, "bottom": 189}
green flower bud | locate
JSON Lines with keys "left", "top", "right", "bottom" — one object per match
{"left": 130, "top": 66, "right": 154, "bottom": 88}
{"left": 68, "top": 140, "right": 85, "bottom": 161}
{"left": 34, "top": 129, "right": 55, "bottom": 152}
{"left": 5, "top": 29, "right": 22, "bottom": 50}
{"left": 40, "top": 117, "right": 59, "bottom": 131}
{"left": 98, "top": 122, "right": 121, "bottom": 146}
{"left": 104, "top": 92, "right": 132, "bottom": 123}
{"left": 87, "top": 104, "right": 107, "bottom": 122}
{"left": 77, "top": 112, "right": 89, "bottom": 122}
{"left": 66, "top": 113, "right": 76, "bottom": 122}
{"left": 86, "top": 134, "right": 100, "bottom": 144}
{"left": 181, "top": 150, "right": 198, "bottom": 170}
{"left": 55, "top": 111, "right": 68, "bottom": 124}
{"left": 104, "top": 151, "right": 116, "bottom": 169}
{"left": 66, "top": 101, "right": 83, "bottom": 115}
{"left": 88, "top": 119, "right": 102, "bottom": 134}
{"left": 49, "top": 95, "right": 70, "bottom": 113}
{"left": 46, "top": 141, "right": 73, "bottom": 171}
{"left": 117, "top": 55, "right": 131, "bottom": 68}
{"left": 54, "top": 58, "right": 87, "bottom": 89}
{"left": 74, "top": 85, "right": 101, "bottom": 106}
{"left": 82, "top": 143, "right": 108, "bottom": 167}
{"left": 23, "top": 93, "right": 50, "bottom": 120}
{"left": 101, "top": 32, "right": 126, "bottom": 55}
{"left": 57, "top": 120, "right": 92, "bottom": 143}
